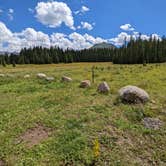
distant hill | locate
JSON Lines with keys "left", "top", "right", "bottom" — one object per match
{"left": 90, "top": 42, "right": 116, "bottom": 49}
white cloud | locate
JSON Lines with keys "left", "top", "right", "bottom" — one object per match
{"left": 35, "top": 1, "right": 75, "bottom": 29}
{"left": 81, "top": 22, "right": 93, "bottom": 30}
{"left": 0, "top": 21, "right": 161, "bottom": 52}
{"left": 151, "top": 33, "right": 161, "bottom": 41}
{"left": 69, "top": 32, "right": 91, "bottom": 49}
{"left": 110, "top": 31, "right": 162, "bottom": 46}
{"left": 7, "top": 8, "right": 14, "bottom": 21}
{"left": 77, "top": 25, "right": 81, "bottom": 29}
{"left": 9, "top": 8, "right": 14, "bottom": 13}
{"left": 140, "top": 34, "right": 150, "bottom": 40}
{"left": 82, "top": 6, "right": 90, "bottom": 12}
{"left": 0, "top": 22, "right": 13, "bottom": 42}
{"left": 84, "top": 33, "right": 107, "bottom": 44}
{"left": 50, "top": 33, "right": 73, "bottom": 49}
{"left": 110, "top": 32, "right": 131, "bottom": 46}
{"left": 16, "top": 28, "right": 51, "bottom": 48}
{"left": 0, "top": 21, "right": 107, "bottom": 52}
{"left": 75, "top": 5, "right": 90, "bottom": 15}
{"left": 120, "top": 24, "right": 135, "bottom": 31}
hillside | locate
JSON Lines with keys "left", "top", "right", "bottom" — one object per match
{"left": 90, "top": 42, "right": 116, "bottom": 49}
{"left": 0, "top": 63, "right": 165, "bottom": 165}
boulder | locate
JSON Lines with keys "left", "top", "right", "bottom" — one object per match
{"left": 61, "top": 76, "right": 72, "bottom": 82}
{"left": 80, "top": 80, "right": 91, "bottom": 88}
{"left": 37, "top": 73, "right": 47, "bottom": 79}
{"left": 98, "top": 82, "right": 110, "bottom": 93}
{"left": 46, "top": 77, "right": 55, "bottom": 81}
{"left": 0, "top": 74, "right": 5, "bottom": 77}
{"left": 119, "top": 85, "right": 149, "bottom": 104}
{"left": 24, "top": 74, "right": 30, "bottom": 78}
{"left": 143, "top": 117, "right": 162, "bottom": 130}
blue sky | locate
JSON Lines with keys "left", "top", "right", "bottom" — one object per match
{"left": 0, "top": 0, "right": 165, "bottom": 52}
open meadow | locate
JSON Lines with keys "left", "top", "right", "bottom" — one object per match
{"left": 0, "top": 63, "right": 166, "bottom": 166}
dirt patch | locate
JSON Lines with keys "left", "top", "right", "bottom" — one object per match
{"left": 19, "top": 124, "right": 51, "bottom": 148}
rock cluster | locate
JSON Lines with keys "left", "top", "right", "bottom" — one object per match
{"left": 1, "top": 72, "right": 151, "bottom": 106}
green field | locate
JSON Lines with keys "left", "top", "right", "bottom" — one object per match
{"left": 0, "top": 63, "right": 166, "bottom": 166}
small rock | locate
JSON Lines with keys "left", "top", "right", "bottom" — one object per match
{"left": 6, "top": 74, "right": 14, "bottom": 77}
{"left": 97, "top": 82, "right": 110, "bottom": 93}
{"left": 151, "top": 100, "right": 156, "bottom": 104}
{"left": 143, "top": 117, "right": 163, "bottom": 130}
{"left": 80, "top": 80, "right": 91, "bottom": 88}
{"left": 46, "top": 77, "right": 55, "bottom": 81}
{"left": 119, "top": 85, "right": 149, "bottom": 104}
{"left": 0, "top": 74, "right": 5, "bottom": 77}
{"left": 37, "top": 73, "right": 47, "bottom": 79}
{"left": 61, "top": 76, "right": 72, "bottom": 82}
{"left": 24, "top": 74, "right": 30, "bottom": 78}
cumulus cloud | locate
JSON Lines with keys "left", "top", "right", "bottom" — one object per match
{"left": 109, "top": 31, "right": 162, "bottom": 46}
{"left": 81, "top": 22, "right": 93, "bottom": 30}
{"left": 82, "top": 6, "right": 90, "bottom": 12}
{"left": 0, "top": 22, "right": 13, "bottom": 42}
{"left": 110, "top": 32, "right": 131, "bottom": 46}
{"left": 35, "top": 1, "right": 75, "bottom": 29}
{"left": 16, "top": 28, "right": 51, "bottom": 48}
{"left": 0, "top": 21, "right": 106, "bottom": 52}
{"left": 50, "top": 33, "right": 73, "bottom": 49}
{"left": 120, "top": 24, "right": 135, "bottom": 31}
{"left": 84, "top": 33, "right": 107, "bottom": 44}
{"left": 8, "top": 8, "right": 14, "bottom": 21}
{"left": 75, "top": 5, "right": 90, "bottom": 15}
{"left": 0, "top": 21, "right": 161, "bottom": 52}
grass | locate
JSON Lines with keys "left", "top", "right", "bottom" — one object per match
{"left": 0, "top": 62, "right": 166, "bottom": 166}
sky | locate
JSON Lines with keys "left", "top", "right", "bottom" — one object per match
{"left": 0, "top": 0, "right": 165, "bottom": 52}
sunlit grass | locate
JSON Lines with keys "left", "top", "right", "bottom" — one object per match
{"left": 0, "top": 63, "right": 166, "bottom": 165}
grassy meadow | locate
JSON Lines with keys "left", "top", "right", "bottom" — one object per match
{"left": 0, "top": 63, "right": 166, "bottom": 166}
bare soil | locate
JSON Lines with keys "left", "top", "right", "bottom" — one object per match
{"left": 19, "top": 124, "right": 51, "bottom": 148}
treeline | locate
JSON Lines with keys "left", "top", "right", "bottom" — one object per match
{"left": 113, "top": 36, "right": 166, "bottom": 64}
{"left": 0, "top": 47, "right": 114, "bottom": 65}
{"left": 0, "top": 36, "right": 166, "bottom": 65}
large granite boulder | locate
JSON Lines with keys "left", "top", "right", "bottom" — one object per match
{"left": 119, "top": 85, "right": 149, "bottom": 104}
{"left": 98, "top": 82, "right": 110, "bottom": 93}
{"left": 80, "top": 80, "right": 91, "bottom": 88}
